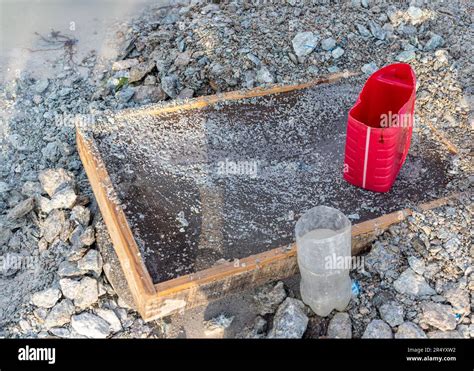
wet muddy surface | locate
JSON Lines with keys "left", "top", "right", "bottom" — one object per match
{"left": 88, "top": 78, "right": 452, "bottom": 284}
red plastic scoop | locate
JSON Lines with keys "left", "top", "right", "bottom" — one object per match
{"left": 343, "top": 63, "right": 416, "bottom": 193}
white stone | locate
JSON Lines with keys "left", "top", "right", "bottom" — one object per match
{"left": 77, "top": 249, "right": 103, "bottom": 275}
{"left": 44, "top": 299, "right": 75, "bottom": 329}
{"left": 331, "top": 47, "right": 344, "bottom": 59}
{"left": 394, "top": 268, "right": 436, "bottom": 297}
{"left": 420, "top": 302, "right": 457, "bottom": 331}
{"left": 71, "top": 312, "right": 112, "bottom": 338}
{"left": 31, "top": 288, "right": 62, "bottom": 309}
{"left": 74, "top": 277, "right": 99, "bottom": 310}
{"left": 292, "top": 32, "right": 319, "bottom": 57}
{"left": 38, "top": 168, "right": 75, "bottom": 198}
{"left": 95, "top": 308, "right": 123, "bottom": 333}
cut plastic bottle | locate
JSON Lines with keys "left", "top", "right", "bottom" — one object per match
{"left": 295, "top": 206, "right": 352, "bottom": 317}
{"left": 343, "top": 63, "right": 416, "bottom": 192}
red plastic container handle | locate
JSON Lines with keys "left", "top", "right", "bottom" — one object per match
{"left": 343, "top": 63, "right": 416, "bottom": 193}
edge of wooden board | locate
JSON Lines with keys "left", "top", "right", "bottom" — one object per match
{"left": 76, "top": 127, "right": 156, "bottom": 313}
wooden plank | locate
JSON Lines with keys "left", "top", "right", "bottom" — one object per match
{"left": 76, "top": 128, "right": 156, "bottom": 315}
{"left": 121, "top": 71, "right": 359, "bottom": 117}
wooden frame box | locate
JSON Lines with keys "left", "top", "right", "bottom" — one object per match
{"left": 76, "top": 73, "right": 455, "bottom": 321}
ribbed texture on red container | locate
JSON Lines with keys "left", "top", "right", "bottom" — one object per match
{"left": 343, "top": 63, "right": 416, "bottom": 193}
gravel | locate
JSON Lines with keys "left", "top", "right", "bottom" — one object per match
{"left": 1, "top": 0, "right": 472, "bottom": 339}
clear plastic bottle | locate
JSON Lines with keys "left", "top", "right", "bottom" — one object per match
{"left": 295, "top": 206, "right": 352, "bottom": 316}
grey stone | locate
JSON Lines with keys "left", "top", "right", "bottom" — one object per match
{"left": 128, "top": 61, "right": 155, "bottom": 83}
{"left": 161, "top": 75, "right": 178, "bottom": 98}
{"left": 43, "top": 209, "right": 66, "bottom": 243}
{"left": 444, "top": 285, "right": 470, "bottom": 315}
{"left": 69, "top": 225, "right": 86, "bottom": 250}
{"left": 365, "top": 243, "right": 401, "bottom": 278}
{"left": 0, "top": 181, "right": 11, "bottom": 194}
{"left": 21, "top": 181, "right": 42, "bottom": 197}
{"left": 321, "top": 37, "right": 336, "bottom": 51}
{"left": 73, "top": 276, "right": 99, "bottom": 310}
{"left": 7, "top": 198, "right": 34, "bottom": 220}
{"left": 368, "top": 21, "right": 386, "bottom": 40}
{"left": 396, "top": 50, "right": 416, "bottom": 62}
{"left": 77, "top": 249, "right": 103, "bottom": 276}
{"left": 95, "top": 308, "right": 122, "bottom": 333}
{"left": 33, "top": 79, "right": 49, "bottom": 94}
{"left": 253, "top": 281, "right": 287, "bottom": 315}
{"left": 379, "top": 302, "right": 404, "bottom": 327}
{"left": 256, "top": 66, "right": 274, "bottom": 84}
{"left": 424, "top": 33, "right": 444, "bottom": 51}
{"left": 292, "top": 32, "right": 319, "bottom": 57}
{"left": 71, "top": 312, "right": 112, "bottom": 338}
{"left": 241, "top": 316, "right": 267, "bottom": 339}
{"left": 420, "top": 302, "right": 457, "bottom": 331}
{"left": 327, "top": 312, "right": 352, "bottom": 338}
{"left": 143, "top": 75, "right": 157, "bottom": 85}
{"left": 361, "top": 62, "right": 378, "bottom": 75}
{"left": 80, "top": 226, "right": 95, "bottom": 246}
{"left": 244, "top": 70, "right": 256, "bottom": 88}
{"left": 38, "top": 168, "right": 75, "bottom": 198}
{"left": 408, "top": 256, "right": 426, "bottom": 275}
{"left": 267, "top": 298, "right": 308, "bottom": 339}
{"left": 394, "top": 269, "right": 436, "bottom": 297}
{"left": 115, "top": 87, "right": 134, "bottom": 102}
{"left": 407, "top": 6, "right": 423, "bottom": 23}
{"left": 356, "top": 23, "right": 371, "bottom": 37}
{"left": 44, "top": 299, "right": 75, "bottom": 329}
{"left": 95, "top": 220, "right": 136, "bottom": 310}
{"left": 331, "top": 47, "right": 344, "bottom": 59}
{"left": 177, "top": 88, "right": 194, "bottom": 100}
{"left": 48, "top": 187, "right": 77, "bottom": 210}
{"left": 246, "top": 53, "right": 260, "bottom": 66}
{"left": 31, "top": 288, "right": 62, "bottom": 309}
{"left": 48, "top": 327, "right": 71, "bottom": 338}
{"left": 174, "top": 52, "right": 191, "bottom": 67}
{"left": 41, "top": 142, "right": 59, "bottom": 162}
{"left": 57, "top": 260, "right": 85, "bottom": 278}
{"left": 70, "top": 205, "right": 90, "bottom": 226}
{"left": 133, "top": 85, "right": 166, "bottom": 103}
{"left": 203, "top": 313, "right": 234, "bottom": 337}
{"left": 59, "top": 278, "right": 80, "bottom": 300}
{"left": 362, "top": 319, "right": 393, "bottom": 338}
{"left": 386, "top": 5, "right": 399, "bottom": 24}
{"left": 112, "top": 58, "right": 139, "bottom": 71}
{"left": 395, "top": 322, "right": 427, "bottom": 338}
